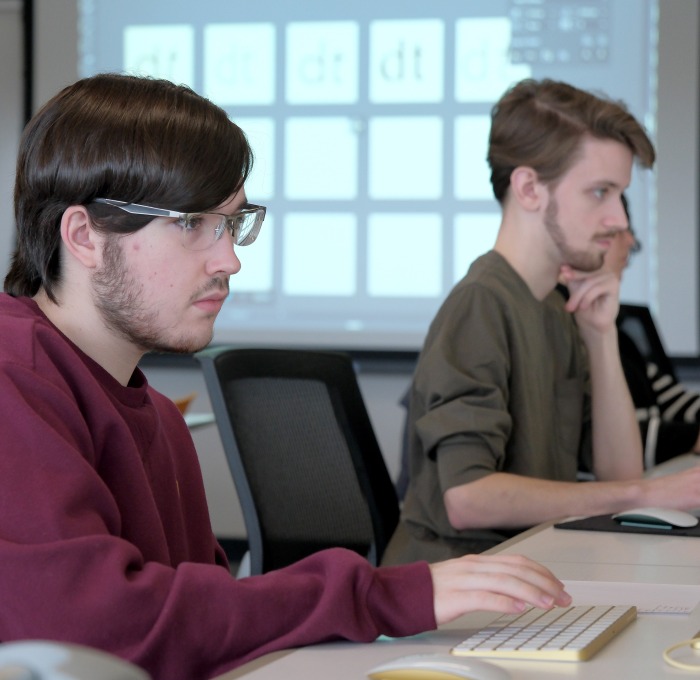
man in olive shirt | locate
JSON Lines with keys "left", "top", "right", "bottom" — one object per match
{"left": 384, "top": 78, "right": 700, "bottom": 564}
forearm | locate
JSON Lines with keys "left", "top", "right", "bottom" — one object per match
{"left": 563, "top": 269, "right": 642, "bottom": 478}
{"left": 443, "top": 472, "right": 644, "bottom": 530}
{"left": 445, "top": 461, "right": 700, "bottom": 530}
{"left": 586, "top": 327, "right": 643, "bottom": 479}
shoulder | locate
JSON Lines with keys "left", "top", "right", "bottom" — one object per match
{"left": 443, "top": 252, "right": 526, "bottom": 314}
{"left": 433, "top": 253, "right": 541, "bottom": 343}
{"left": 0, "top": 294, "right": 108, "bottom": 400}
{"left": 0, "top": 293, "right": 40, "bottom": 335}
{"left": 0, "top": 294, "right": 55, "bottom": 367}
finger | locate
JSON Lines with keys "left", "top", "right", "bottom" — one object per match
{"left": 431, "top": 568, "right": 571, "bottom": 625}
{"left": 463, "top": 557, "right": 571, "bottom": 606}
{"left": 452, "top": 554, "right": 569, "bottom": 597}
{"left": 560, "top": 266, "right": 608, "bottom": 284}
{"left": 565, "top": 269, "right": 617, "bottom": 293}
{"left": 458, "top": 554, "right": 565, "bottom": 588}
{"left": 472, "top": 571, "right": 565, "bottom": 608}
{"left": 566, "top": 278, "right": 616, "bottom": 312}
{"left": 432, "top": 555, "right": 571, "bottom": 608}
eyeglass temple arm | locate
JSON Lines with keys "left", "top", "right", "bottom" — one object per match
{"left": 95, "top": 198, "right": 265, "bottom": 219}
{"left": 93, "top": 198, "right": 181, "bottom": 218}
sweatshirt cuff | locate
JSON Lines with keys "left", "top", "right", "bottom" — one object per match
{"left": 367, "top": 560, "right": 436, "bottom": 637}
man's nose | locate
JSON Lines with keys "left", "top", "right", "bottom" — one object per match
{"left": 208, "top": 229, "right": 242, "bottom": 276}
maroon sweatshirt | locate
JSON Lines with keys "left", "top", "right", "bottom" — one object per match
{"left": 0, "top": 294, "right": 435, "bottom": 680}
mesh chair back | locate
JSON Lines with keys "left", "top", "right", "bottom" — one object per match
{"left": 197, "top": 348, "right": 399, "bottom": 574}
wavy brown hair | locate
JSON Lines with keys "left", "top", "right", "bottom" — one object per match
{"left": 488, "top": 79, "right": 655, "bottom": 204}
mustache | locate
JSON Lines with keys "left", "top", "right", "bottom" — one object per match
{"left": 191, "top": 277, "right": 229, "bottom": 302}
{"left": 596, "top": 230, "right": 623, "bottom": 239}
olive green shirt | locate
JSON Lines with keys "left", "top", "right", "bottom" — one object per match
{"left": 386, "top": 251, "right": 592, "bottom": 563}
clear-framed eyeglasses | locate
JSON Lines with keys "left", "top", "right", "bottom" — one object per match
{"left": 92, "top": 198, "right": 266, "bottom": 250}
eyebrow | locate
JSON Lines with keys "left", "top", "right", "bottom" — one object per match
{"left": 213, "top": 196, "right": 248, "bottom": 216}
{"left": 586, "top": 181, "right": 627, "bottom": 192}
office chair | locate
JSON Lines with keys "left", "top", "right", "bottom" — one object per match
{"left": 617, "top": 304, "right": 677, "bottom": 380}
{"left": 196, "top": 347, "right": 400, "bottom": 575}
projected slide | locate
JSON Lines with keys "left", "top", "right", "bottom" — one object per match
{"left": 80, "top": 0, "right": 657, "bottom": 349}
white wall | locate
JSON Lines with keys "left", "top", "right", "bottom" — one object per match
{"left": 33, "top": 0, "right": 76, "bottom": 108}
{"left": 0, "top": 0, "right": 79, "bottom": 282}
{"left": 656, "top": 1, "right": 700, "bottom": 355}
{"left": 0, "top": 0, "right": 23, "bottom": 279}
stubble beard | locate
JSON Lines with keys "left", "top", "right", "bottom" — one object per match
{"left": 92, "top": 235, "right": 218, "bottom": 355}
{"left": 544, "top": 196, "right": 605, "bottom": 272}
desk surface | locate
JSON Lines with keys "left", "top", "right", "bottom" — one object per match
{"left": 217, "top": 592, "right": 700, "bottom": 679}
{"left": 215, "top": 455, "right": 700, "bottom": 679}
{"left": 496, "top": 521, "right": 700, "bottom": 583}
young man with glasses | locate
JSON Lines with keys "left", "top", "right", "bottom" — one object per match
{"left": 0, "top": 73, "right": 570, "bottom": 680}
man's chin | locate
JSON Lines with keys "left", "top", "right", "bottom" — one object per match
{"left": 566, "top": 253, "right": 606, "bottom": 273}
{"left": 149, "top": 332, "right": 215, "bottom": 356}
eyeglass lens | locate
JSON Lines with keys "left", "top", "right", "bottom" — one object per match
{"left": 181, "top": 211, "right": 262, "bottom": 251}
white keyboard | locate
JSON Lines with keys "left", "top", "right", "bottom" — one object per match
{"left": 451, "top": 604, "right": 637, "bottom": 661}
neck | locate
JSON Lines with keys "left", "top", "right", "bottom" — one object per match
{"left": 493, "top": 220, "right": 560, "bottom": 301}
{"left": 33, "top": 288, "right": 144, "bottom": 386}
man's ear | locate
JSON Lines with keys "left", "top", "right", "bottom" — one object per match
{"left": 60, "top": 206, "right": 101, "bottom": 269}
{"left": 509, "top": 166, "right": 546, "bottom": 211}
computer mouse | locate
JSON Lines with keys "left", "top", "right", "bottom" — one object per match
{"left": 0, "top": 640, "right": 151, "bottom": 680}
{"left": 367, "top": 653, "right": 511, "bottom": 680}
{"left": 612, "top": 506, "right": 699, "bottom": 528}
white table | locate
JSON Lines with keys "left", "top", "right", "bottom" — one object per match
{"left": 215, "top": 454, "right": 700, "bottom": 679}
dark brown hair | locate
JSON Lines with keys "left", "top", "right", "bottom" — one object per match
{"left": 5, "top": 73, "right": 253, "bottom": 301}
{"left": 488, "top": 79, "right": 655, "bottom": 204}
